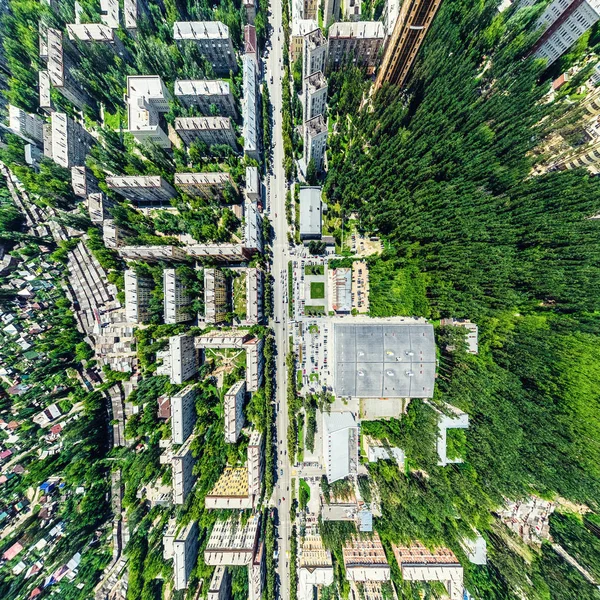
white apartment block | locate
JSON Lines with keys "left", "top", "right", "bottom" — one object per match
{"left": 49, "top": 112, "right": 95, "bottom": 168}
{"left": 249, "top": 543, "right": 265, "bottom": 600}
{"left": 208, "top": 566, "right": 231, "bottom": 600}
{"left": 244, "top": 336, "right": 264, "bottom": 391}
{"left": 171, "top": 436, "right": 197, "bottom": 504}
{"left": 204, "top": 268, "right": 229, "bottom": 324}
{"left": 99, "top": 0, "right": 119, "bottom": 28}
{"left": 124, "top": 0, "right": 143, "bottom": 30}
{"left": 304, "top": 115, "right": 328, "bottom": 172}
{"left": 163, "top": 521, "right": 199, "bottom": 591}
{"left": 204, "top": 514, "right": 260, "bottom": 566}
{"left": 303, "top": 71, "right": 328, "bottom": 122}
{"left": 71, "top": 166, "right": 100, "bottom": 198}
{"left": 291, "top": 20, "right": 318, "bottom": 62}
{"left": 224, "top": 380, "right": 246, "bottom": 443}
{"left": 8, "top": 105, "right": 44, "bottom": 145}
{"left": 245, "top": 200, "right": 263, "bottom": 252}
{"left": 245, "top": 268, "right": 264, "bottom": 325}
{"left": 47, "top": 27, "right": 92, "bottom": 109}
{"left": 106, "top": 175, "right": 176, "bottom": 205}
{"left": 66, "top": 23, "right": 126, "bottom": 56}
{"left": 303, "top": 28, "right": 328, "bottom": 78}
{"left": 327, "top": 21, "right": 386, "bottom": 71}
{"left": 87, "top": 192, "right": 113, "bottom": 223}
{"left": 164, "top": 268, "right": 193, "bottom": 324}
{"left": 171, "top": 384, "right": 197, "bottom": 444}
{"left": 242, "top": 56, "right": 260, "bottom": 161}
{"left": 157, "top": 334, "right": 198, "bottom": 384}
{"left": 175, "top": 172, "right": 237, "bottom": 199}
{"left": 245, "top": 166, "right": 260, "bottom": 203}
{"left": 383, "top": 0, "right": 400, "bottom": 33}
{"left": 173, "top": 21, "right": 237, "bottom": 74}
{"left": 322, "top": 411, "right": 359, "bottom": 483}
{"left": 119, "top": 245, "right": 189, "bottom": 262}
{"left": 175, "top": 116, "right": 238, "bottom": 149}
{"left": 187, "top": 244, "right": 251, "bottom": 262}
{"left": 533, "top": 0, "right": 600, "bottom": 66}
{"left": 124, "top": 268, "right": 153, "bottom": 323}
{"left": 174, "top": 79, "right": 237, "bottom": 117}
{"left": 126, "top": 75, "right": 172, "bottom": 148}
{"left": 38, "top": 70, "right": 52, "bottom": 113}
{"left": 102, "top": 219, "right": 121, "bottom": 248}
{"left": 343, "top": 0, "right": 361, "bottom": 21}
{"left": 247, "top": 431, "right": 263, "bottom": 501}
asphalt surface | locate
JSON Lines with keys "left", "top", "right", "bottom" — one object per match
{"left": 265, "top": 0, "right": 293, "bottom": 597}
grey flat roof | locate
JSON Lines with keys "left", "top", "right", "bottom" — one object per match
{"left": 299, "top": 187, "right": 322, "bottom": 237}
{"left": 334, "top": 323, "right": 436, "bottom": 398}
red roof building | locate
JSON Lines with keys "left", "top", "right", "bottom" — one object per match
{"left": 244, "top": 25, "right": 258, "bottom": 64}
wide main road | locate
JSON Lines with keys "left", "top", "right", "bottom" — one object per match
{"left": 265, "top": 0, "right": 292, "bottom": 597}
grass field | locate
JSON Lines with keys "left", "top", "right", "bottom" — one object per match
{"left": 304, "top": 305, "right": 326, "bottom": 316}
{"left": 305, "top": 264, "right": 325, "bottom": 275}
{"left": 310, "top": 281, "right": 325, "bottom": 299}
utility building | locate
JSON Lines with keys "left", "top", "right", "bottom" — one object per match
{"left": 299, "top": 186, "right": 323, "bottom": 240}
{"left": 303, "top": 29, "right": 328, "bottom": 78}
{"left": 374, "top": 0, "right": 442, "bottom": 89}
{"left": 204, "top": 268, "right": 228, "bottom": 324}
{"left": 327, "top": 21, "right": 386, "bottom": 72}
{"left": 163, "top": 269, "right": 193, "bottom": 324}
{"left": 171, "top": 385, "right": 197, "bottom": 445}
{"left": 322, "top": 411, "right": 359, "bottom": 483}
{"left": 106, "top": 175, "right": 176, "bottom": 206}
{"left": 173, "top": 21, "right": 237, "bottom": 74}
{"left": 124, "top": 269, "right": 153, "bottom": 323}
{"left": 126, "top": 75, "right": 172, "bottom": 148}
{"left": 304, "top": 71, "right": 328, "bottom": 122}
{"left": 224, "top": 380, "right": 246, "bottom": 443}
{"left": 174, "top": 79, "right": 237, "bottom": 117}
{"left": 304, "top": 115, "right": 328, "bottom": 173}
{"left": 531, "top": 0, "right": 600, "bottom": 67}
{"left": 175, "top": 116, "right": 238, "bottom": 149}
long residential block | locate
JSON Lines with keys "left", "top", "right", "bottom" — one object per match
{"left": 171, "top": 436, "right": 197, "bottom": 504}
{"left": 106, "top": 175, "right": 176, "bottom": 205}
{"left": 175, "top": 172, "right": 238, "bottom": 199}
{"left": 204, "top": 268, "right": 228, "bottom": 324}
{"left": 157, "top": 334, "right": 199, "bottom": 384}
{"left": 171, "top": 385, "right": 197, "bottom": 445}
{"left": 164, "top": 268, "right": 193, "bottom": 324}
{"left": 304, "top": 115, "right": 328, "bottom": 172}
{"left": 49, "top": 112, "right": 96, "bottom": 169}
{"left": 242, "top": 56, "right": 259, "bottom": 161}
{"left": 224, "top": 380, "right": 246, "bottom": 443}
{"left": 174, "top": 79, "right": 237, "bottom": 117}
{"left": 8, "top": 105, "right": 44, "bottom": 145}
{"left": 118, "top": 245, "right": 189, "bottom": 262}
{"left": 163, "top": 520, "right": 199, "bottom": 591}
{"left": 328, "top": 21, "right": 386, "bottom": 73}
{"left": 124, "top": 268, "right": 153, "bottom": 323}
{"left": 175, "top": 116, "right": 237, "bottom": 148}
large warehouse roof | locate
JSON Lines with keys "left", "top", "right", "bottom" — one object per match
{"left": 333, "top": 322, "right": 436, "bottom": 398}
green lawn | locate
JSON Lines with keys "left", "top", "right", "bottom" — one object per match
{"left": 309, "top": 324, "right": 320, "bottom": 334}
{"left": 305, "top": 264, "right": 325, "bottom": 275}
{"left": 310, "top": 281, "right": 325, "bottom": 299}
{"left": 304, "top": 305, "right": 326, "bottom": 316}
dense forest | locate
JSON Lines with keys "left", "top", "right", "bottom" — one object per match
{"left": 325, "top": 0, "right": 600, "bottom": 598}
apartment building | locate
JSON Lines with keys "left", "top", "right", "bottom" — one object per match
{"left": 392, "top": 542, "right": 464, "bottom": 600}
{"left": 245, "top": 268, "right": 264, "bottom": 325}
{"left": 244, "top": 336, "right": 264, "bottom": 391}
{"left": 47, "top": 27, "right": 93, "bottom": 108}
{"left": 204, "top": 268, "right": 228, "bottom": 324}
{"left": 328, "top": 21, "right": 386, "bottom": 72}
{"left": 124, "top": 0, "right": 143, "bottom": 30}
{"left": 342, "top": 533, "right": 391, "bottom": 582}
{"left": 532, "top": 0, "right": 600, "bottom": 67}
{"left": 244, "top": 0, "right": 257, "bottom": 23}
{"left": 38, "top": 70, "right": 52, "bottom": 113}
{"left": 118, "top": 245, "right": 188, "bottom": 262}
{"left": 173, "top": 21, "right": 237, "bottom": 74}
{"left": 71, "top": 166, "right": 100, "bottom": 198}
{"left": 291, "top": 20, "right": 318, "bottom": 62}
{"left": 156, "top": 334, "right": 198, "bottom": 384}
{"left": 99, "top": 0, "right": 119, "bottom": 28}
{"left": 163, "top": 269, "right": 193, "bottom": 324}
{"left": 322, "top": 411, "right": 359, "bottom": 483}
{"left": 304, "top": 0, "right": 318, "bottom": 19}
{"left": 174, "top": 79, "right": 237, "bottom": 118}
{"left": 245, "top": 200, "right": 263, "bottom": 252}
{"left": 187, "top": 243, "right": 252, "bottom": 262}
{"left": 247, "top": 431, "right": 263, "bottom": 502}
{"left": 304, "top": 115, "right": 328, "bottom": 172}
{"left": 163, "top": 520, "right": 199, "bottom": 591}
{"left": 49, "top": 112, "right": 95, "bottom": 169}
{"left": 66, "top": 23, "right": 126, "bottom": 56}
{"left": 303, "top": 28, "right": 328, "bottom": 78}
{"left": 175, "top": 171, "right": 237, "bottom": 199}
{"left": 124, "top": 269, "right": 153, "bottom": 323}
{"left": 303, "top": 71, "right": 328, "bottom": 122}
{"left": 126, "top": 75, "right": 172, "bottom": 148}
{"left": 204, "top": 514, "right": 260, "bottom": 566}
{"left": 171, "top": 385, "right": 197, "bottom": 445}
{"left": 344, "top": 0, "right": 361, "bottom": 21}
{"left": 7, "top": 105, "right": 44, "bottom": 145}
{"left": 245, "top": 24, "right": 259, "bottom": 64}
{"left": 242, "top": 55, "right": 260, "bottom": 161}
{"left": 86, "top": 193, "right": 114, "bottom": 224}
{"left": 323, "top": 0, "right": 341, "bottom": 27}
{"left": 208, "top": 566, "right": 231, "bottom": 600}
{"left": 205, "top": 467, "right": 253, "bottom": 510}
{"left": 106, "top": 175, "right": 176, "bottom": 205}
{"left": 171, "top": 436, "right": 197, "bottom": 504}
{"left": 245, "top": 166, "right": 260, "bottom": 203}
{"left": 374, "top": 0, "right": 442, "bottom": 88}
{"left": 299, "top": 533, "right": 334, "bottom": 600}
{"left": 224, "top": 380, "right": 246, "bottom": 443}
{"left": 175, "top": 116, "right": 238, "bottom": 148}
